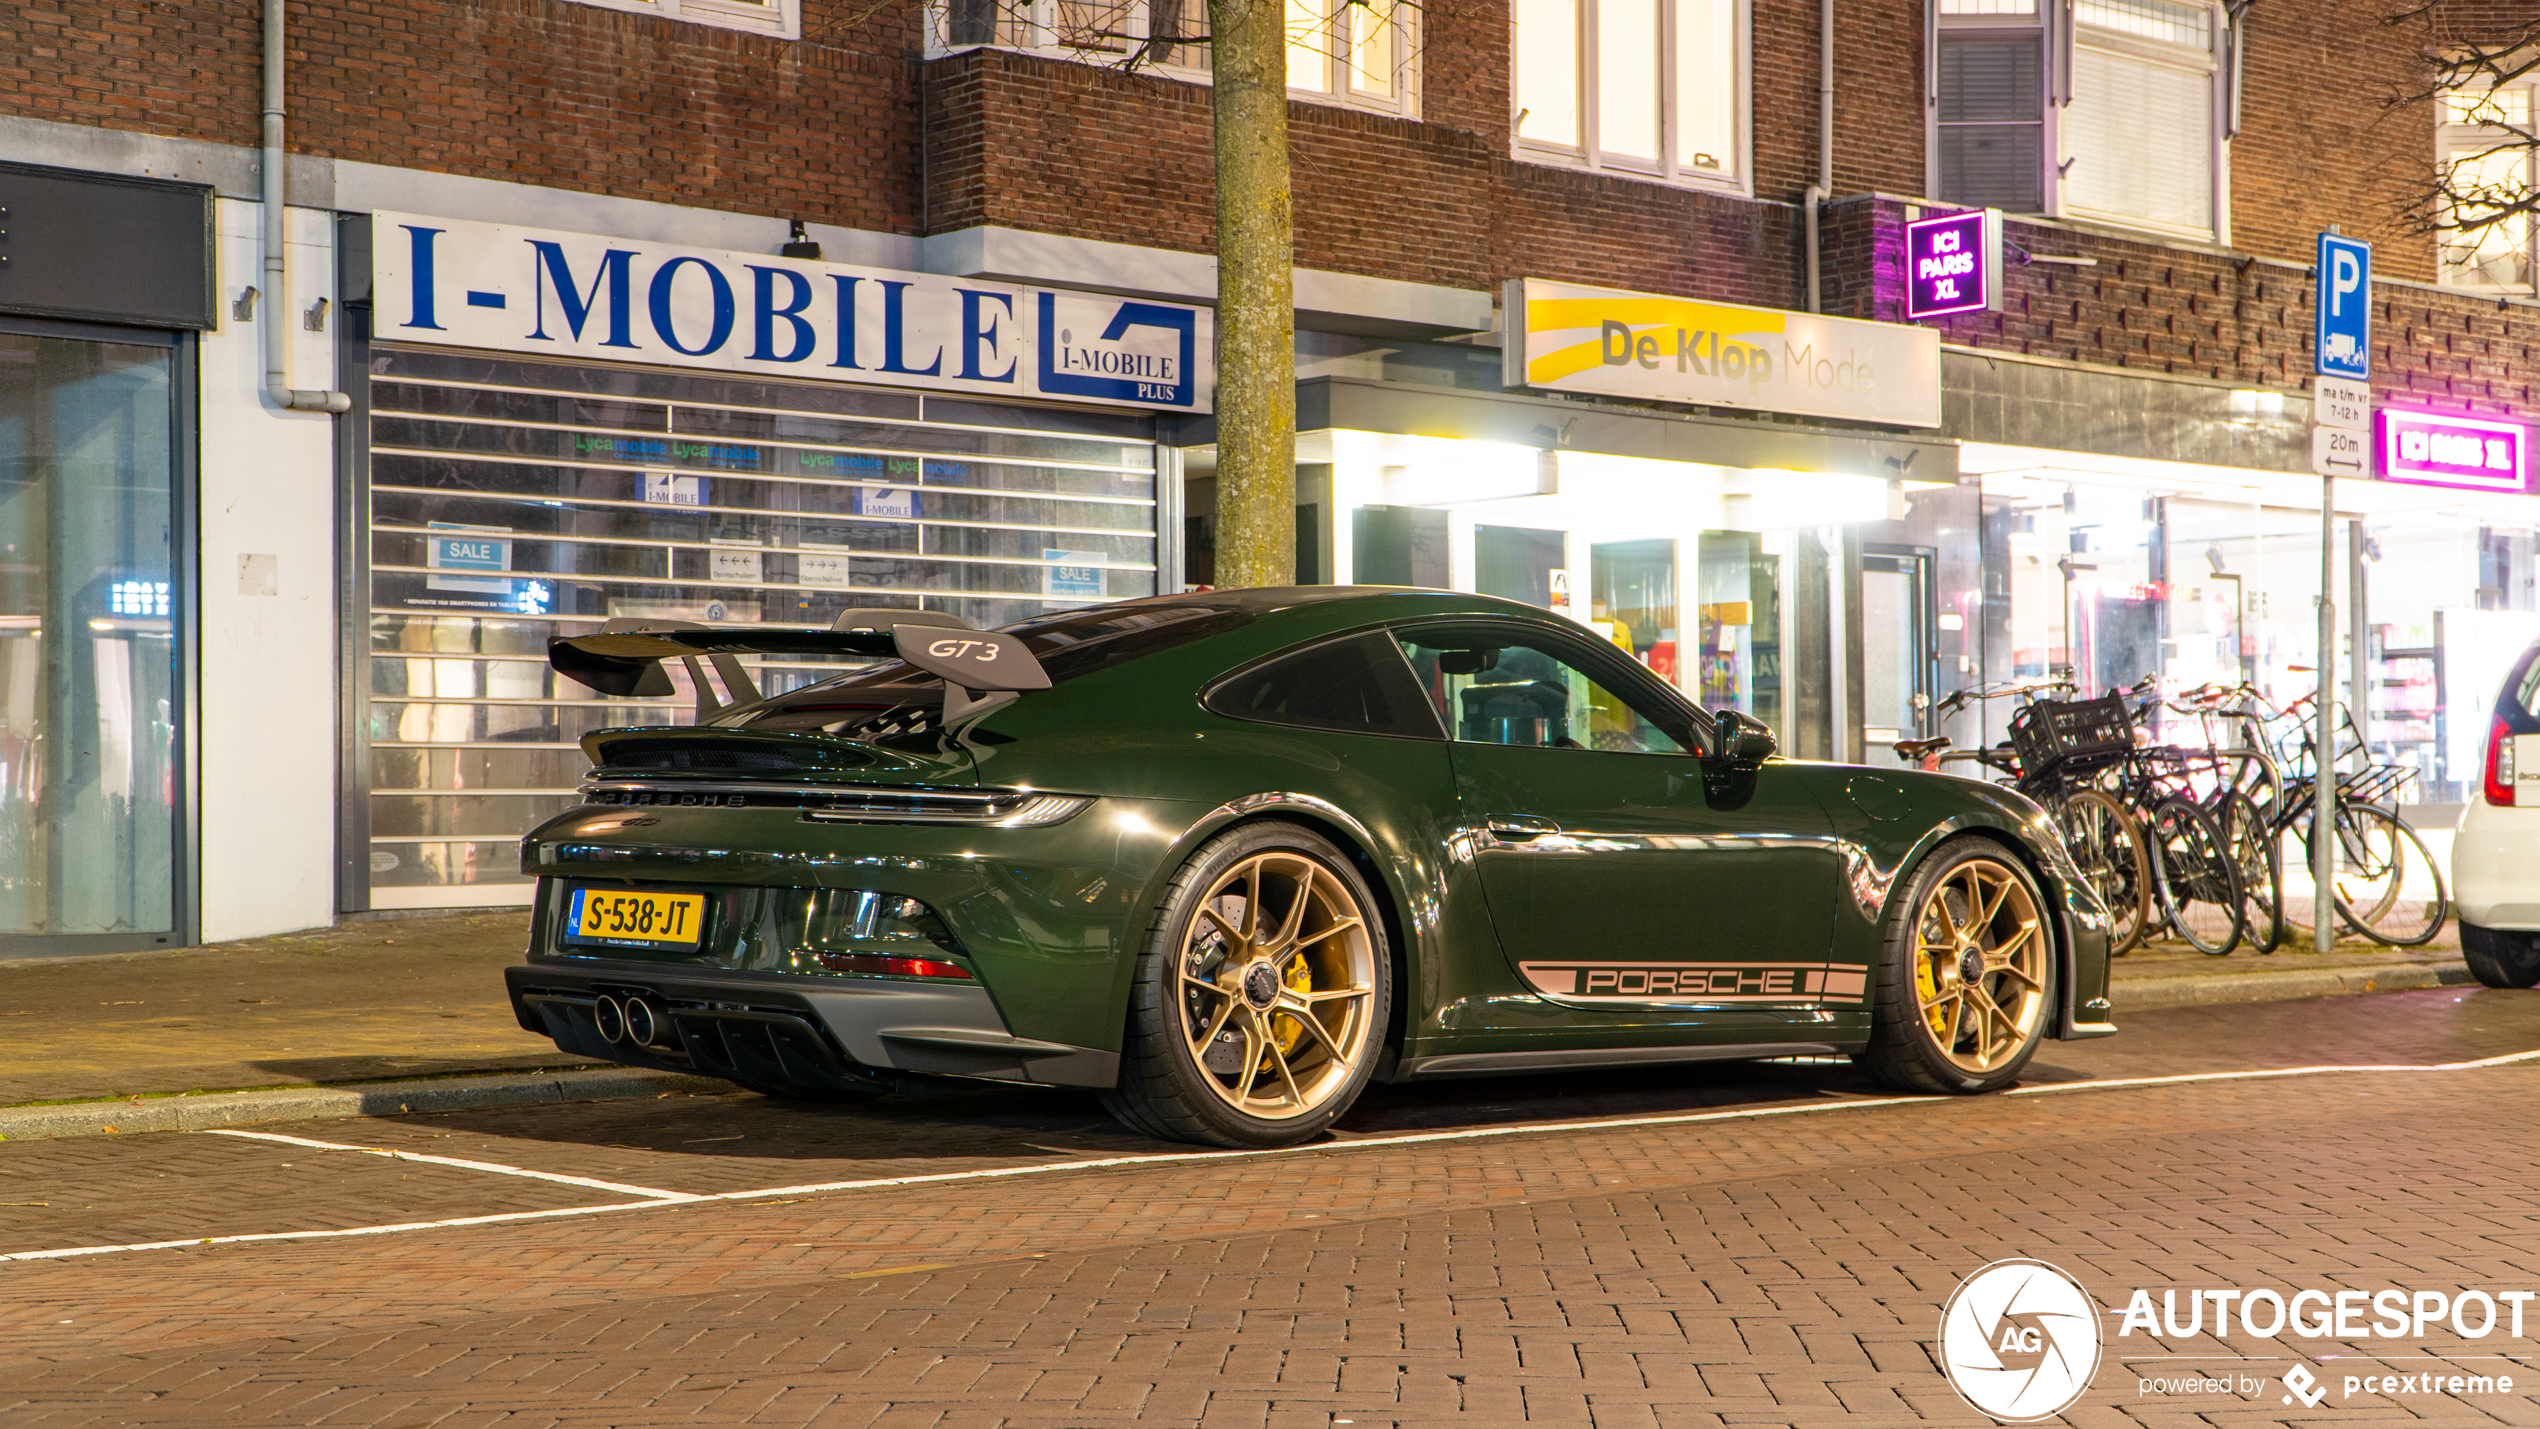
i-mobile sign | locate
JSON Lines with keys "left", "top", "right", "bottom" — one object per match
{"left": 1904, "top": 209, "right": 2003, "bottom": 320}
{"left": 2379, "top": 409, "right": 2528, "bottom": 493}
{"left": 373, "top": 212, "right": 1210, "bottom": 412}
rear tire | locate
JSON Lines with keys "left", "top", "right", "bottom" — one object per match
{"left": 2461, "top": 923, "right": 2540, "bottom": 989}
{"left": 1103, "top": 823, "right": 1391, "bottom": 1148}
{"left": 1861, "top": 840, "right": 2057, "bottom": 1095}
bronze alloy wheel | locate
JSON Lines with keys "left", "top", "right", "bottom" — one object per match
{"left": 1106, "top": 824, "right": 1391, "bottom": 1148}
{"left": 1861, "top": 841, "right": 2056, "bottom": 1094}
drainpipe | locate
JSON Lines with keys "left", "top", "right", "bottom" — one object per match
{"left": 262, "top": 0, "right": 349, "bottom": 414}
{"left": 1805, "top": 0, "right": 1834, "bottom": 313}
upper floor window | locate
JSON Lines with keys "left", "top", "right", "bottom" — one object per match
{"left": 1513, "top": 0, "right": 1746, "bottom": 192}
{"left": 2438, "top": 79, "right": 2538, "bottom": 291}
{"left": 933, "top": 0, "right": 1416, "bottom": 116}
{"left": 1289, "top": 0, "right": 1416, "bottom": 113}
{"left": 565, "top": 0, "right": 799, "bottom": 37}
{"left": 1930, "top": 0, "right": 2233, "bottom": 241}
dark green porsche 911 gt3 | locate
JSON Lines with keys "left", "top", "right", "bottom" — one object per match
{"left": 506, "top": 587, "right": 2115, "bottom": 1147}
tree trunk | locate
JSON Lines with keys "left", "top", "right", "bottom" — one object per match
{"left": 1206, "top": 0, "right": 1296, "bottom": 588}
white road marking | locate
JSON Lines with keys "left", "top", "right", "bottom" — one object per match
{"left": 205, "top": 1129, "right": 697, "bottom": 1201}
{"left": 6, "top": 1049, "right": 2534, "bottom": 1266}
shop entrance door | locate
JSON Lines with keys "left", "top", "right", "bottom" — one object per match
{"left": 1862, "top": 545, "right": 1938, "bottom": 757}
{"left": 0, "top": 326, "right": 184, "bottom": 951}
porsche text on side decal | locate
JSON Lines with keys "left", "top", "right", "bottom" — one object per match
{"left": 1518, "top": 961, "right": 1870, "bottom": 1006}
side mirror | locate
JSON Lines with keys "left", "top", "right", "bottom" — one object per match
{"left": 1707, "top": 709, "right": 1778, "bottom": 770}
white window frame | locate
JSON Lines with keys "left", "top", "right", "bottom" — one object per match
{"left": 929, "top": 0, "right": 1212, "bottom": 81}
{"left": 1926, "top": 0, "right": 2234, "bottom": 245}
{"left": 1287, "top": 0, "right": 1419, "bottom": 118}
{"left": 563, "top": 0, "right": 800, "bottom": 39}
{"left": 1509, "top": 0, "right": 1753, "bottom": 196}
{"left": 2437, "top": 74, "right": 2540, "bottom": 293}
{"left": 927, "top": 0, "right": 1418, "bottom": 119}
{"left": 2058, "top": 0, "right": 2228, "bottom": 243}
{"left": 1928, "top": 0, "right": 2058, "bottom": 216}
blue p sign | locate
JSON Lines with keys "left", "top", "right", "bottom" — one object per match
{"left": 2315, "top": 233, "right": 2372, "bottom": 380}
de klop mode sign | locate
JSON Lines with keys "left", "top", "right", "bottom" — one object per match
{"left": 1904, "top": 208, "right": 2003, "bottom": 321}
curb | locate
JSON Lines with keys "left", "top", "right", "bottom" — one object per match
{"left": 2114, "top": 959, "right": 2474, "bottom": 1011}
{"left": 0, "top": 1067, "right": 729, "bottom": 1142}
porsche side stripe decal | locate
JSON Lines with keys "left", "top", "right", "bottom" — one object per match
{"left": 1518, "top": 960, "right": 1870, "bottom": 1005}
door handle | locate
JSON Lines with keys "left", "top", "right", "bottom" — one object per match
{"left": 1485, "top": 815, "right": 1561, "bottom": 840}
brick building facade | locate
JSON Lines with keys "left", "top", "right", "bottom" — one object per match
{"left": 0, "top": 0, "right": 2529, "bottom": 945}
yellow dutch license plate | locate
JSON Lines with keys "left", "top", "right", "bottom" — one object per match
{"left": 563, "top": 886, "right": 709, "bottom": 950}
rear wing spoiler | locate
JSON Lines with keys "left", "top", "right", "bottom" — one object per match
{"left": 549, "top": 610, "right": 1050, "bottom": 721}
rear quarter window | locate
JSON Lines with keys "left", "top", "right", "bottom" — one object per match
{"left": 1204, "top": 633, "right": 1446, "bottom": 740}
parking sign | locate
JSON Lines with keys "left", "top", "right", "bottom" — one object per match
{"left": 2315, "top": 233, "right": 2372, "bottom": 380}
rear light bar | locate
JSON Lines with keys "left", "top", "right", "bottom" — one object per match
{"left": 814, "top": 952, "right": 973, "bottom": 979}
{"left": 2486, "top": 714, "right": 2517, "bottom": 806}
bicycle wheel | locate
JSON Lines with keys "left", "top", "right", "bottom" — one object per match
{"left": 2145, "top": 796, "right": 2243, "bottom": 955}
{"left": 2055, "top": 788, "right": 2150, "bottom": 955}
{"left": 2215, "top": 791, "right": 2284, "bottom": 954}
{"left": 2326, "top": 804, "right": 2450, "bottom": 947}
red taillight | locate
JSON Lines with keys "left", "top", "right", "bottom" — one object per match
{"left": 816, "top": 951, "right": 973, "bottom": 979}
{"left": 2485, "top": 714, "right": 2518, "bottom": 806}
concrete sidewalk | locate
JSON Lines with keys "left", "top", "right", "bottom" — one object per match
{"left": 0, "top": 912, "right": 576, "bottom": 1108}
{"left": 0, "top": 908, "right": 2476, "bottom": 1138}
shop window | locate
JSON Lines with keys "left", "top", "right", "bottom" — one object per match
{"left": 2438, "top": 80, "right": 2539, "bottom": 291}
{"left": 1930, "top": 0, "right": 2230, "bottom": 239}
{"left": 560, "top": 0, "right": 800, "bottom": 38}
{"left": 1590, "top": 538, "right": 1681, "bottom": 688}
{"left": 1514, "top": 0, "right": 1745, "bottom": 192}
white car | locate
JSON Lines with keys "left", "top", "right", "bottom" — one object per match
{"left": 2454, "top": 637, "right": 2540, "bottom": 988}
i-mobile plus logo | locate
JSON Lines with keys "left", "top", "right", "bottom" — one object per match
{"left": 1938, "top": 1259, "right": 2104, "bottom": 1422}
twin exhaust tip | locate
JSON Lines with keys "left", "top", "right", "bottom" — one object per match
{"left": 594, "top": 993, "right": 673, "bottom": 1050}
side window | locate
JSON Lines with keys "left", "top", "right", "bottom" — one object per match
{"left": 1394, "top": 628, "right": 1691, "bottom": 755}
{"left": 1205, "top": 633, "right": 1446, "bottom": 739}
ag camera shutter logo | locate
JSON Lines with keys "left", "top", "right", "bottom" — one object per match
{"left": 1938, "top": 1258, "right": 2103, "bottom": 1421}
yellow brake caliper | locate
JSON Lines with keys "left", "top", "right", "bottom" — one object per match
{"left": 1260, "top": 954, "right": 1315, "bottom": 1073}
{"left": 1916, "top": 913, "right": 1951, "bottom": 1038}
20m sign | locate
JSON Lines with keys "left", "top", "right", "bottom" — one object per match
{"left": 374, "top": 212, "right": 1210, "bottom": 413}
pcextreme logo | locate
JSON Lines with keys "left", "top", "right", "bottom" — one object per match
{"left": 1937, "top": 1259, "right": 2104, "bottom": 1422}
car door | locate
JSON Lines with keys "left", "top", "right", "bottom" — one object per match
{"left": 1392, "top": 620, "right": 1847, "bottom": 1031}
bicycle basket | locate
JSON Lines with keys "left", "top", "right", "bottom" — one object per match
{"left": 2008, "top": 695, "right": 2135, "bottom": 774}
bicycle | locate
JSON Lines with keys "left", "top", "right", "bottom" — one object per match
{"left": 2264, "top": 688, "right": 2450, "bottom": 948}
{"left": 2039, "top": 689, "right": 2243, "bottom": 957}
{"left": 1903, "top": 678, "right": 2153, "bottom": 956}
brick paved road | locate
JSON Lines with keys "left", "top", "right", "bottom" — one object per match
{"left": 3, "top": 987, "right": 2539, "bottom": 1426}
